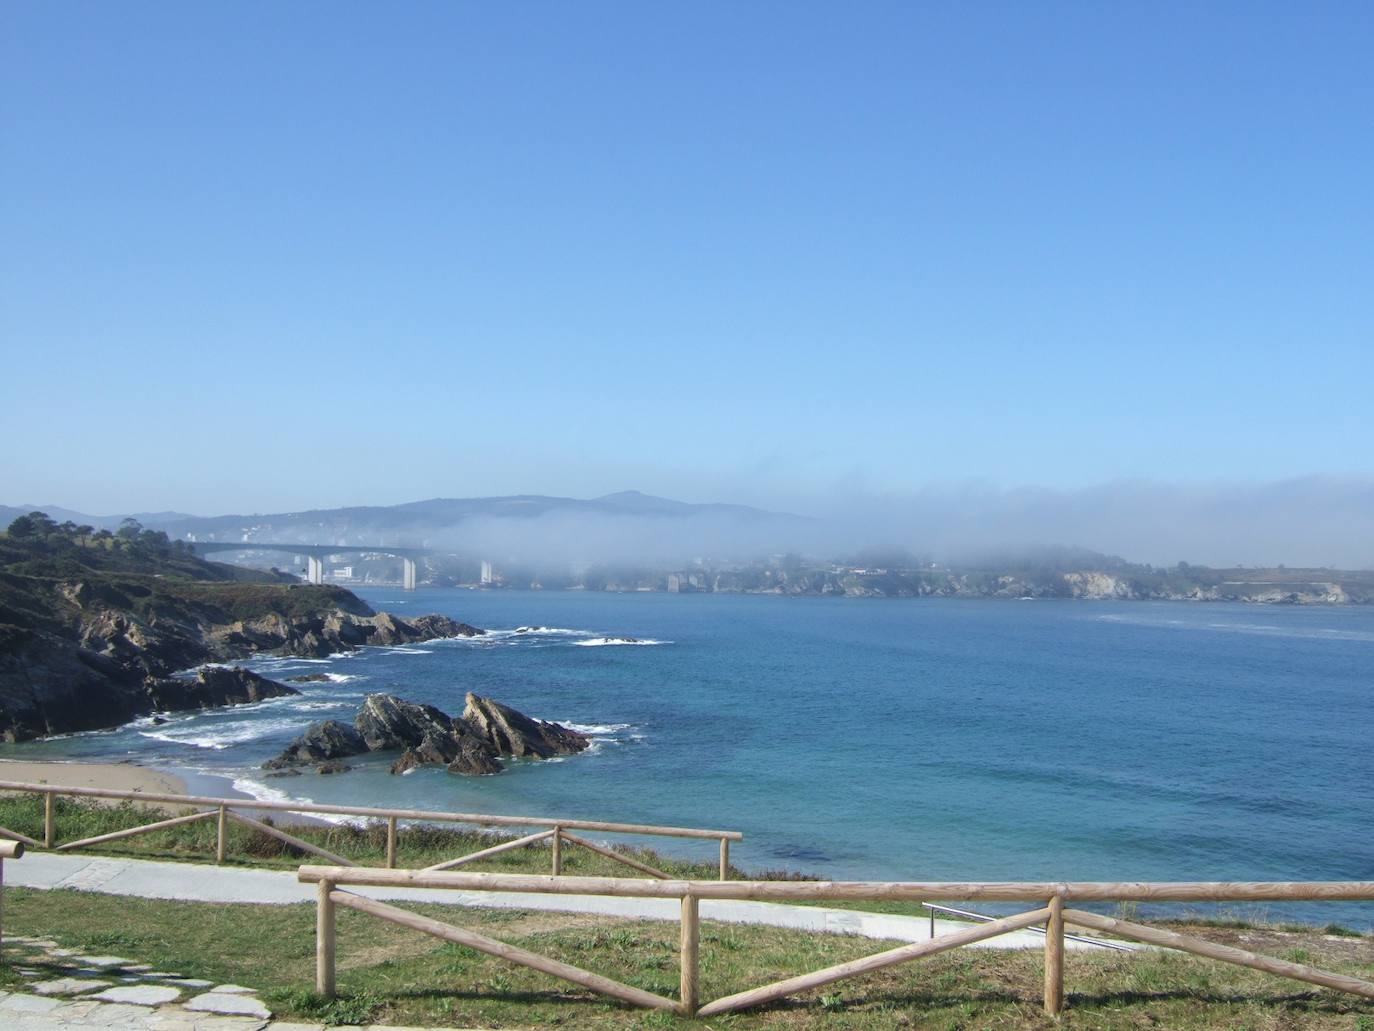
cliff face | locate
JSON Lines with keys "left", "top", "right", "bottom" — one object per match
{"left": 0, "top": 574, "right": 482, "bottom": 742}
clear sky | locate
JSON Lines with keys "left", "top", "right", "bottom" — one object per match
{"left": 3, "top": 2, "right": 1372, "bottom": 517}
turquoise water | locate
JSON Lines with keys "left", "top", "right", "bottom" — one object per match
{"left": 8, "top": 590, "right": 1373, "bottom": 926}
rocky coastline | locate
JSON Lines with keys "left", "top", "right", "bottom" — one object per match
{"left": 0, "top": 589, "right": 484, "bottom": 742}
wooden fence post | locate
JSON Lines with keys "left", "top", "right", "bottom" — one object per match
{"left": 680, "top": 892, "right": 699, "bottom": 1015}
{"left": 386, "top": 817, "right": 397, "bottom": 869}
{"left": 552, "top": 827, "right": 562, "bottom": 876}
{"left": 719, "top": 837, "right": 730, "bottom": 880}
{"left": 317, "top": 879, "right": 336, "bottom": 997}
{"left": 216, "top": 806, "right": 228, "bottom": 864}
{"left": 1044, "top": 894, "right": 1064, "bottom": 1016}
{"left": 43, "top": 791, "right": 55, "bottom": 849}
{"left": 0, "top": 842, "right": 20, "bottom": 956}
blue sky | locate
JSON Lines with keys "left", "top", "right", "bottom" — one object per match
{"left": 3, "top": 2, "right": 1372, "bottom": 517}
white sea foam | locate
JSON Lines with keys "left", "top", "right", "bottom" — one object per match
{"left": 572, "top": 637, "right": 669, "bottom": 647}
{"left": 229, "top": 778, "right": 355, "bottom": 824}
{"left": 553, "top": 721, "right": 633, "bottom": 736}
{"left": 486, "top": 626, "right": 593, "bottom": 639}
{"left": 288, "top": 700, "right": 356, "bottom": 712}
{"left": 137, "top": 715, "right": 305, "bottom": 750}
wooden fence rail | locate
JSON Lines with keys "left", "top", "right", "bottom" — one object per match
{"left": 297, "top": 866, "right": 1374, "bottom": 1018}
{"left": 0, "top": 838, "right": 25, "bottom": 957}
{"left": 0, "top": 780, "right": 741, "bottom": 878}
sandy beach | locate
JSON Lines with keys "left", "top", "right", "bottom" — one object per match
{"left": 0, "top": 759, "right": 189, "bottom": 796}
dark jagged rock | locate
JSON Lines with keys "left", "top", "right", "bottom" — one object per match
{"left": 389, "top": 728, "right": 504, "bottom": 776}
{"left": 263, "top": 719, "right": 369, "bottom": 768}
{"left": 355, "top": 694, "right": 457, "bottom": 751}
{"left": 447, "top": 735, "right": 506, "bottom": 776}
{"left": 462, "top": 692, "right": 591, "bottom": 759}
{"left": 316, "top": 760, "right": 352, "bottom": 774}
{"left": 220, "top": 612, "right": 485, "bottom": 660}
{"left": 358, "top": 693, "right": 505, "bottom": 775}
{"left": 287, "top": 673, "right": 331, "bottom": 683}
{"left": 144, "top": 666, "right": 298, "bottom": 713}
{"left": 263, "top": 691, "right": 589, "bottom": 776}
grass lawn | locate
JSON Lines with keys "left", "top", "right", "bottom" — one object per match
{"left": 4, "top": 887, "right": 1373, "bottom": 1029}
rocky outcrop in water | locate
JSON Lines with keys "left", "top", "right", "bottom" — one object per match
{"left": 265, "top": 719, "right": 370, "bottom": 768}
{"left": 462, "top": 692, "right": 592, "bottom": 759}
{"left": 144, "top": 666, "right": 299, "bottom": 712}
{"left": 264, "top": 691, "right": 590, "bottom": 776}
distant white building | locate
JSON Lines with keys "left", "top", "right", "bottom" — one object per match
{"left": 480, "top": 560, "right": 494, "bottom": 584}
{"left": 330, "top": 566, "right": 354, "bottom": 580}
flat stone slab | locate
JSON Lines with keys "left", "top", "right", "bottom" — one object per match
{"left": 163, "top": 977, "right": 214, "bottom": 988}
{"left": 49, "top": 999, "right": 106, "bottom": 1020}
{"left": 185, "top": 993, "right": 273, "bottom": 1018}
{"left": 31, "top": 978, "right": 113, "bottom": 996}
{"left": 211, "top": 984, "right": 258, "bottom": 994}
{"left": 149, "top": 1018, "right": 272, "bottom": 1031}
{"left": 79, "top": 954, "right": 135, "bottom": 967}
{"left": 91, "top": 984, "right": 183, "bottom": 1005}
{"left": 0, "top": 992, "right": 65, "bottom": 1013}
{"left": 75, "top": 1000, "right": 158, "bottom": 1021}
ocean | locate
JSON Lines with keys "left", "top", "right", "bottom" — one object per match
{"left": 7, "top": 589, "right": 1373, "bottom": 927}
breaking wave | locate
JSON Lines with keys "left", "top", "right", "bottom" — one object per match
{"left": 554, "top": 720, "right": 633, "bottom": 736}
{"left": 485, "top": 626, "right": 593, "bottom": 639}
{"left": 573, "top": 637, "right": 670, "bottom": 647}
{"left": 137, "top": 715, "right": 305, "bottom": 750}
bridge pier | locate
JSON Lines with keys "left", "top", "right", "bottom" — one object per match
{"left": 306, "top": 555, "right": 325, "bottom": 585}
{"left": 402, "top": 557, "right": 417, "bottom": 591}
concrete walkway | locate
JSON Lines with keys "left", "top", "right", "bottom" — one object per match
{"left": 9, "top": 852, "right": 1126, "bottom": 952}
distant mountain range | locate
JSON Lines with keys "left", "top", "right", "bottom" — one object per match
{"left": 0, "top": 491, "right": 808, "bottom": 549}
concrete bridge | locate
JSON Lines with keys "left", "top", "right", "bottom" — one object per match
{"left": 190, "top": 541, "right": 432, "bottom": 589}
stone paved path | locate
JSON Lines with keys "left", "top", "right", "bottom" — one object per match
{"left": 1, "top": 935, "right": 495, "bottom": 1030}
{"left": 2, "top": 932, "right": 277, "bottom": 1028}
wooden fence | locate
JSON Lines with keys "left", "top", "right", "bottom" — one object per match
{"left": 0, "top": 838, "right": 24, "bottom": 956}
{"left": 297, "top": 867, "right": 1374, "bottom": 1018}
{"left": 0, "top": 780, "right": 741, "bottom": 878}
